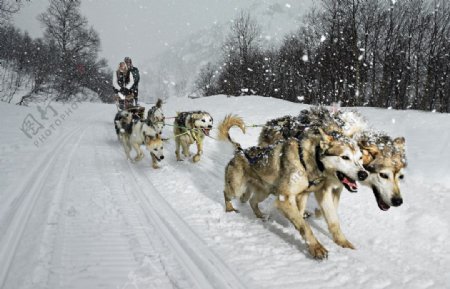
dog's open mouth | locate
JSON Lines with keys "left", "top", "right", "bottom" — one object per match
{"left": 372, "top": 186, "right": 390, "bottom": 211}
{"left": 336, "top": 171, "right": 358, "bottom": 192}
{"left": 151, "top": 153, "right": 163, "bottom": 162}
{"left": 201, "top": 128, "right": 211, "bottom": 136}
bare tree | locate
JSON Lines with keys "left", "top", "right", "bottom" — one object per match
{"left": 0, "top": 0, "right": 26, "bottom": 25}
{"left": 195, "top": 63, "right": 218, "bottom": 96}
{"left": 221, "top": 11, "right": 262, "bottom": 95}
{"left": 38, "top": 0, "right": 100, "bottom": 100}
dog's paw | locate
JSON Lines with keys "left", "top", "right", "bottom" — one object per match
{"left": 336, "top": 239, "right": 355, "bottom": 250}
{"left": 254, "top": 212, "right": 267, "bottom": 219}
{"left": 134, "top": 154, "right": 144, "bottom": 162}
{"left": 309, "top": 243, "right": 328, "bottom": 260}
{"left": 152, "top": 164, "right": 160, "bottom": 169}
{"left": 193, "top": 154, "right": 201, "bottom": 162}
{"left": 225, "top": 202, "right": 239, "bottom": 213}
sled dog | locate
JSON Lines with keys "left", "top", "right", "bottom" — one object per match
{"left": 218, "top": 114, "right": 368, "bottom": 259}
{"left": 114, "top": 110, "right": 133, "bottom": 141}
{"left": 119, "top": 118, "right": 165, "bottom": 169}
{"left": 146, "top": 98, "right": 165, "bottom": 136}
{"left": 174, "top": 111, "right": 213, "bottom": 162}
{"left": 256, "top": 107, "right": 406, "bottom": 249}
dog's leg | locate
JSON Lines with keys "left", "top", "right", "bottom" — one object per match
{"left": 296, "top": 193, "right": 311, "bottom": 219}
{"left": 249, "top": 191, "right": 269, "bottom": 219}
{"left": 224, "top": 190, "right": 239, "bottom": 213}
{"left": 175, "top": 137, "right": 182, "bottom": 161}
{"left": 123, "top": 139, "right": 132, "bottom": 160}
{"left": 314, "top": 189, "right": 355, "bottom": 249}
{"left": 193, "top": 140, "right": 203, "bottom": 163}
{"left": 182, "top": 142, "right": 191, "bottom": 158}
{"left": 223, "top": 166, "right": 243, "bottom": 213}
{"left": 132, "top": 143, "right": 144, "bottom": 162}
{"left": 276, "top": 194, "right": 328, "bottom": 259}
{"left": 332, "top": 187, "right": 342, "bottom": 210}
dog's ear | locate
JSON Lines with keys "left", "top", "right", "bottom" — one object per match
{"left": 359, "top": 138, "right": 379, "bottom": 158}
{"left": 361, "top": 149, "right": 375, "bottom": 165}
{"left": 393, "top": 137, "right": 406, "bottom": 153}
{"left": 318, "top": 127, "right": 333, "bottom": 143}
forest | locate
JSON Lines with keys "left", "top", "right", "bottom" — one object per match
{"left": 196, "top": 0, "right": 450, "bottom": 112}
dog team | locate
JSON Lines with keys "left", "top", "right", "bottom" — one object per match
{"left": 114, "top": 100, "right": 407, "bottom": 260}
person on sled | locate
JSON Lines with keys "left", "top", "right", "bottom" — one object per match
{"left": 124, "top": 57, "right": 140, "bottom": 106}
{"left": 113, "top": 61, "right": 135, "bottom": 110}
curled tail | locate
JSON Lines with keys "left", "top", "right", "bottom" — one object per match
{"left": 217, "top": 114, "right": 246, "bottom": 150}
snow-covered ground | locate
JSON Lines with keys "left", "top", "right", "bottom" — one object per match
{"left": 0, "top": 95, "right": 449, "bottom": 289}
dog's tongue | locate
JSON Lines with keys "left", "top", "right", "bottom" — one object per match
{"left": 202, "top": 128, "right": 210, "bottom": 136}
{"left": 342, "top": 177, "right": 358, "bottom": 191}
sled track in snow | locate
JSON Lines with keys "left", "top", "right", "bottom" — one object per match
{"left": 123, "top": 157, "right": 248, "bottom": 289}
{"left": 0, "top": 127, "right": 86, "bottom": 289}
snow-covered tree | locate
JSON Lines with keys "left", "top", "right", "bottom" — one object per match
{"left": 38, "top": 0, "right": 101, "bottom": 100}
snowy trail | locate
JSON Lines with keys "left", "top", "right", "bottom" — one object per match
{"left": 125, "top": 157, "right": 248, "bottom": 289}
{"left": 41, "top": 118, "right": 194, "bottom": 289}
{"left": 17, "top": 114, "right": 247, "bottom": 289}
{"left": 1, "top": 97, "right": 450, "bottom": 289}
{"left": 0, "top": 126, "right": 84, "bottom": 289}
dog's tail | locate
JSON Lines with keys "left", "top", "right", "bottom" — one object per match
{"left": 217, "top": 114, "right": 246, "bottom": 150}
{"left": 156, "top": 98, "right": 163, "bottom": 108}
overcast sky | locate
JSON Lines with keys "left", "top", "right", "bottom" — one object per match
{"left": 13, "top": 0, "right": 273, "bottom": 68}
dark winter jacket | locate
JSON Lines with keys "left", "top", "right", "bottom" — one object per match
{"left": 117, "top": 70, "right": 131, "bottom": 88}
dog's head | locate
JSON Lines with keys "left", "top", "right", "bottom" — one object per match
{"left": 318, "top": 128, "right": 368, "bottom": 192}
{"left": 145, "top": 134, "right": 165, "bottom": 162}
{"left": 190, "top": 112, "right": 213, "bottom": 136}
{"left": 115, "top": 110, "right": 132, "bottom": 134}
{"left": 360, "top": 136, "right": 407, "bottom": 211}
{"left": 148, "top": 106, "right": 165, "bottom": 133}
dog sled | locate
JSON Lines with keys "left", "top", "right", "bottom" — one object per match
{"left": 114, "top": 92, "right": 145, "bottom": 119}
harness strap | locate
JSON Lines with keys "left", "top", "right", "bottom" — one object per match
{"left": 315, "top": 145, "right": 325, "bottom": 172}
